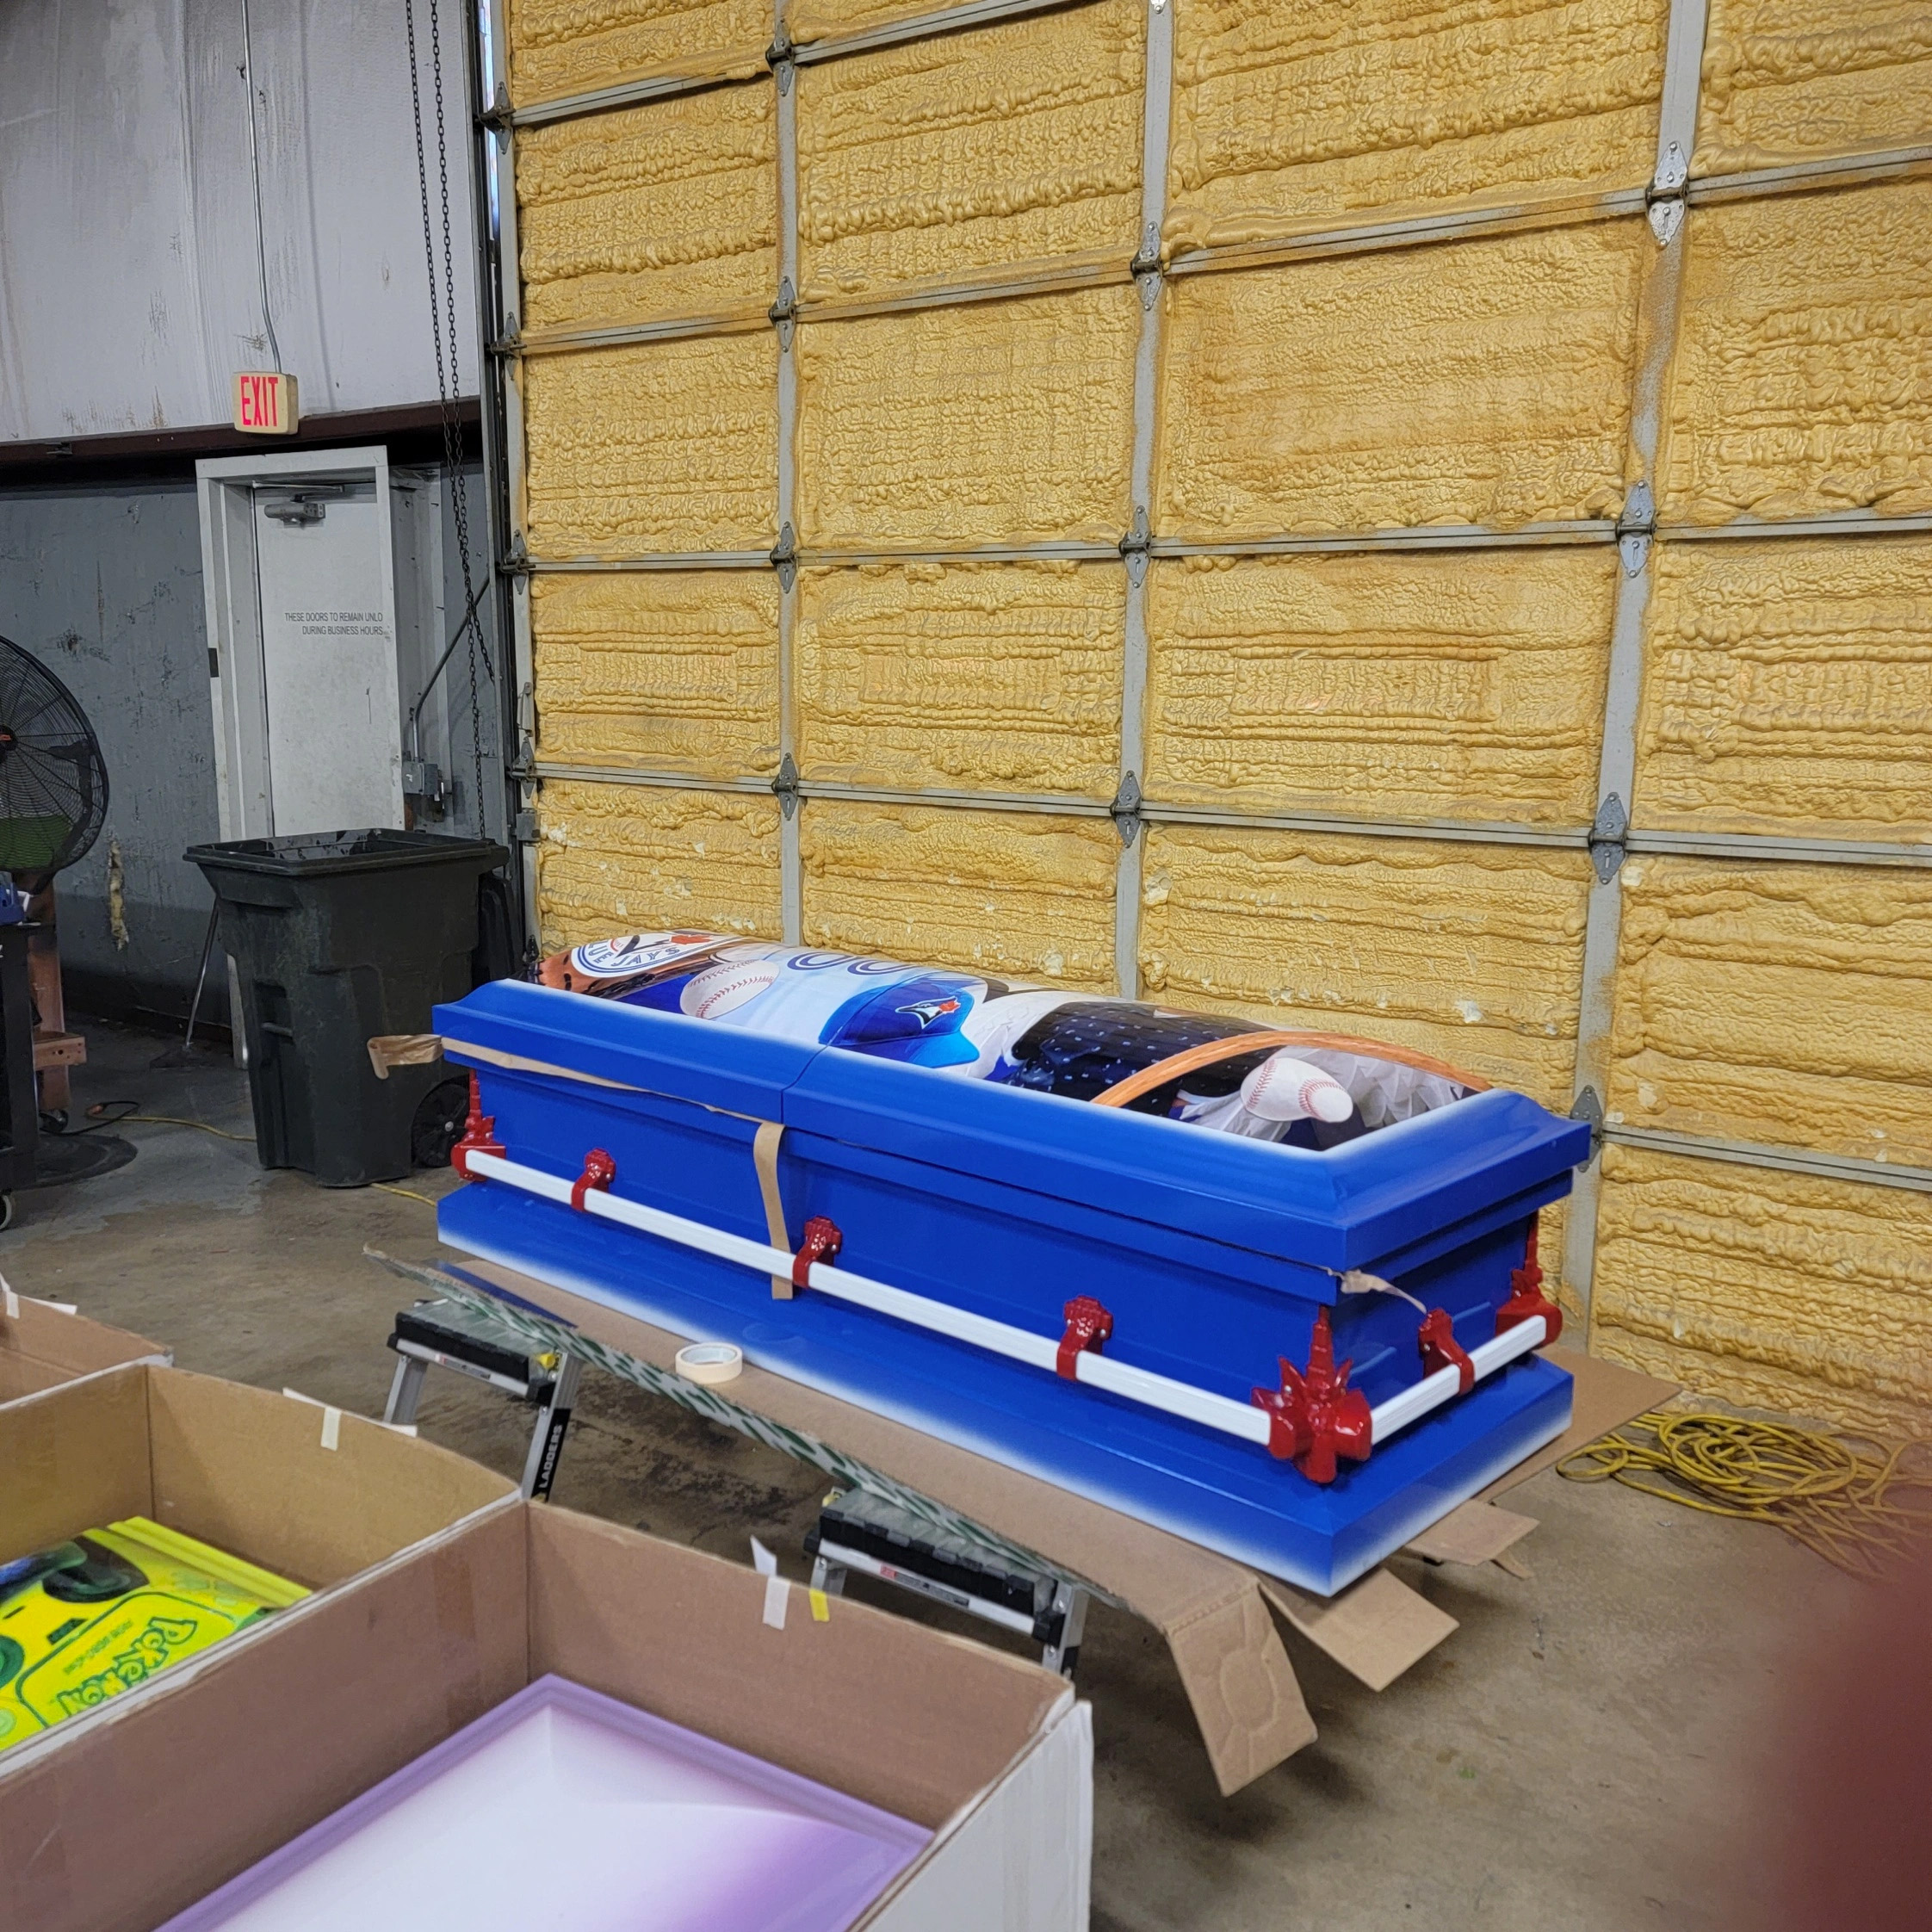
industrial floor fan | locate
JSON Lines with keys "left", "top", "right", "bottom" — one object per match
{"left": 0, "top": 635, "right": 111, "bottom": 1223}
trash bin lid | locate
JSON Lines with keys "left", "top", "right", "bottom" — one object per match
{"left": 184, "top": 828, "right": 509, "bottom": 877}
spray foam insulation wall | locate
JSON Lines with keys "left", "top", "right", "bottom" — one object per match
{"left": 1694, "top": 0, "right": 1932, "bottom": 175}
{"left": 522, "top": 333, "right": 778, "bottom": 555}
{"left": 801, "top": 803, "right": 1118, "bottom": 988}
{"left": 1660, "top": 181, "right": 1932, "bottom": 527}
{"left": 793, "top": 288, "right": 1138, "bottom": 548}
{"left": 1138, "top": 827, "right": 1593, "bottom": 1108}
{"left": 1592, "top": 1145, "right": 1932, "bottom": 1436}
{"left": 508, "top": 2, "right": 1931, "bottom": 1424}
{"left": 1165, "top": 0, "right": 1668, "bottom": 253}
{"left": 796, "top": 563, "right": 1123, "bottom": 796}
{"left": 517, "top": 84, "right": 777, "bottom": 332}
{"left": 1155, "top": 220, "right": 1646, "bottom": 540}
{"left": 1146, "top": 550, "right": 1615, "bottom": 827}
{"left": 532, "top": 571, "right": 781, "bottom": 777}
{"left": 1607, "top": 857, "right": 1932, "bottom": 1166}
{"left": 1635, "top": 536, "right": 1932, "bottom": 839}
{"left": 507, "top": 0, "right": 768, "bottom": 104}
{"left": 536, "top": 778, "right": 781, "bottom": 951}
{"left": 795, "top": 0, "right": 1144, "bottom": 303}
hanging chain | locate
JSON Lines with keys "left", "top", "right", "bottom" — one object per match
{"left": 406, "top": 0, "right": 494, "bottom": 834}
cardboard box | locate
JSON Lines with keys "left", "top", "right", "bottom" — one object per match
{"left": 0, "top": 1294, "right": 170, "bottom": 1405}
{"left": 3, "top": 1498, "right": 1089, "bottom": 1930}
{"left": 0, "top": 1364, "right": 518, "bottom": 1806}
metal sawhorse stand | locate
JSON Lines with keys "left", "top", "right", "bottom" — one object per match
{"left": 806, "top": 1487, "right": 1090, "bottom": 1676}
{"left": 382, "top": 1296, "right": 583, "bottom": 1500}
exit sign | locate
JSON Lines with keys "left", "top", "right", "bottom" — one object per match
{"left": 233, "top": 370, "right": 300, "bottom": 435}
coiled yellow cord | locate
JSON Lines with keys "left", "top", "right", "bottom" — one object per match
{"left": 1559, "top": 1409, "right": 1932, "bottom": 1578}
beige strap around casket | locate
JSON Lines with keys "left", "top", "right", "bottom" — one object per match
{"left": 753, "top": 1121, "right": 793, "bottom": 1300}
{"left": 446, "top": 1031, "right": 797, "bottom": 1298}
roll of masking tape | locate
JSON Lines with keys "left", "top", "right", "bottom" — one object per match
{"left": 675, "top": 1341, "right": 743, "bottom": 1386}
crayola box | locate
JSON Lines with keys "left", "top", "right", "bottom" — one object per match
{"left": 0, "top": 1516, "right": 307, "bottom": 1753}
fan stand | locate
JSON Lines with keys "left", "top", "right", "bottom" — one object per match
{"left": 19, "top": 876, "right": 86, "bottom": 1118}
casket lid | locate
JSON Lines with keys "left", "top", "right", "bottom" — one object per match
{"left": 440, "top": 983, "right": 1589, "bottom": 1277}
{"left": 438, "top": 978, "right": 821, "bottom": 1123}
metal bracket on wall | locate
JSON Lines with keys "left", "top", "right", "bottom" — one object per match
{"left": 498, "top": 536, "right": 533, "bottom": 577}
{"left": 478, "top": 82, "right": 512, "bottom": 143}
{"left": 769, "top": 277, "right": 797, "bottom": 349}
{"left": 1109, "top": 771, "right": 1142, "bottom": 848}
{"left": 1118, "top": 507, "right": 1150, "bottom": 587}
{"left": 771, "top": 752, "right": 802, "bottom": 820}
{"left": 1569, "top": 1086, "right": 1605, "bottom": 1161}
{"left": 1588, "top": 794, "right": 1629, "bottom": 882}
{"left": 511, "top": 807, "right": 537, "bottom": 844}
{"left": 1649, "top": 140, "right": 1688, "bottom": 247}
{"left": 765, "top": 30, "right": 795, "bottom": 90}
{"left": 769, "top": 522, "right": 798, "bottom": 591}
{"left": 1616, "top": 480, "right": 1654, "bottom": 576}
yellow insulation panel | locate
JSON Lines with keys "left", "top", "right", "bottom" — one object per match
{"left": 801, "top": 802, "right": 1118, "bottom": 988}
{"left": 1155, "top": 221, "right": 1644, "bottom": 539}
{"left": 1166, "top": 0, "right": 1666, "bottom": 255}
{"left": 794, "top": 288, "right": 1138, "bottom": 548}
{"left": 1145, "top": 550, "right": 1615, "bottom": 826}
{"left": 536, "top": 779, "right": 781, "bottom": 951}
{"left": 517, "top": 86, "right": 777, "bottom": 333}
{"left": 506, "top": 0, "right": 768, "bottom": 104}
{"left": 787, "top": 0, "right": 953, "bottom": 44}
{"left": 796, "top": 0, "right": 1143, "bottom": 303}
{"left": 1138, "top": 826, "right": 1593, "bottom": 1107}
{"left": 1592, "top": 1145, "right": 1932, "bottom": 1436}
{"left": 1660, "top": 183, "right": 1932, "bottom": 527}
{"left": 531, "top": 572, "right": 781, "bottom": 777}
{"left": 523, "top": 334, "right": 777, "bottom": 556}
{"left": 1636, "top": 537, "right": 1932, "bottom": 839}
{"left": 1607, "top": 857, "right": 1932, "bottom": 1166}
{"left": 1695, "top": 1, "right": 1932, "bottom": 176}
{"left": 796, "top": 563, "right": 1122, "bottom": 796}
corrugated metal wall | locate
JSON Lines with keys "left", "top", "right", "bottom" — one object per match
{"left": 0, "top": 0, "right": 476, "bottom": 438}
{"left": 486, "top": 0, "right": 1932, "bottom": 1431}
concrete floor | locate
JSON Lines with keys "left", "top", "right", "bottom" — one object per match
{"left": 5, "top": 1021, "right": 1866, "bottom": 1931}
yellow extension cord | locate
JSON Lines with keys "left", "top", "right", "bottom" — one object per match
{"left": 1559, "top": 1409, "right": 1932, "bottom": 1579}
{"left": 115, "top": 1113, "right": 441, "bottom": 1208}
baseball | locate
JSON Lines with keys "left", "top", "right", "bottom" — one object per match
{"left": 681, "top": 959, "right": 778, "bottom": 1019}
{"left": 1241, "top": 1053, "right": 1355, "bottom": 1124}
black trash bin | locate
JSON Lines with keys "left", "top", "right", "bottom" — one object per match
{"left": 186, "top": 829, "right": 511, "bottom": 1186}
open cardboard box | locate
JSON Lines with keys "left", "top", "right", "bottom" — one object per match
{"left": 0, "top": 1292, "right": 170, "bottom": 1405}
{"left": 3, "top": 1471, "right": 1088, "bottom": 1929}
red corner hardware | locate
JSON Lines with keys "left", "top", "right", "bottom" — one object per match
{"left": 1250, "top": 1309, "right": 1373, "bottom": 1484}
{"left": 451, "top": 1071, "right": 505, "bottom": 1180}
{"left": 570, "top": 1148, "right": 616, "bottom": 1211}
{"left": 792, "top": 1215, "right": 844, "bottom": 1291}
{"left": 1057, "top": 1296, "right": 1114, "bottom": 1380}
{"left": 1495, "top": 1217, "right": 1564, "bottom": 1347}
{"left": 1417, "top": 1307, "right": 1475, "bottom": 1395}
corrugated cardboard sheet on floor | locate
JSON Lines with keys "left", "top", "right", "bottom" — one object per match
{"left": 448, "top": 1259, "right": 1670, "bottom": 1797}
{"left": 2, "top": 1477, "right": 1087, "bottom": 1929}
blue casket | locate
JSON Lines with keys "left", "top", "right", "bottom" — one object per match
{"left": 432, "top": 976, "right": 1589, "bottom": 1595}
